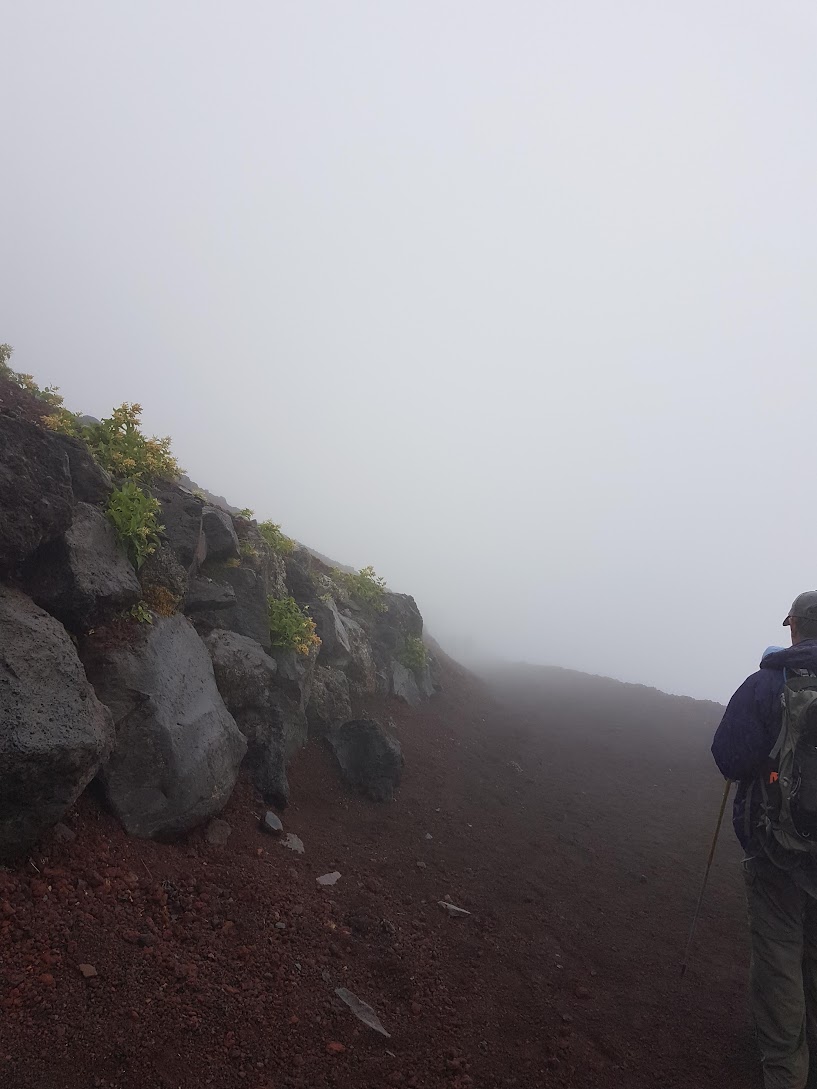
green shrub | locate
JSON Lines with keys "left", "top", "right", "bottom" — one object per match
{"left": 44, "top": 401, "right": 179, "bottom": 481}
{"left": 237, "top": 507, "right": 255, "bottom": 519}
{"left": 106, "top": 482, "right": 163, "bottom": 569}
{"left": 336, "top": 565, "right": 387, "bottom": 611}
{"left": 268, "top": 596, "right": 320, "bottom": 656}
{"left": 258, "top": 520, "right": 294, "bottom": 555}
{"left": 0, "top": 344, "right": 65, "bottom": 408}
{"left": 240, "top": 539, "right": 260, "bottom": 559}
{"left": 399, "top": 635, "right": 429, "bottom": 673}
{"left": 69, "top": 403, "right": 180, "bottom": 481}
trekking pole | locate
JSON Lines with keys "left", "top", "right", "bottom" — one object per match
{"left": 679, "top": 778, "right": 733, "bottom": 979}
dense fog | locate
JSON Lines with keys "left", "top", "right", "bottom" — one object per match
{"left": 3, "top": 2, "right": 815, "bottom": 701}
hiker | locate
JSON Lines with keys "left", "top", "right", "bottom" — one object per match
{"left": 712, "top": 592, "right": 817, "bottom": 1089}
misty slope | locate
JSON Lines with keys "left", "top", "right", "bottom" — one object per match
{"left": 481, "top": 660, "right": 724, "bottom": 746}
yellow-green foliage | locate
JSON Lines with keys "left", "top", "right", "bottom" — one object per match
{"left": 0, "top": 344, "right": 65, "bottom": 408}
{"left": 399, "top": 635, "right": 429, "bottom": 673}
{"left": 258, "top": 520, "right": 294, "bottom": 555}
{"left": 336, "top": 565, "right": 387, "bottom": 611}
{"left": 57, "top": 403, "right": 180, "bottom": 481}
{"left": 268, "top": 596, "right": 320, "bottom": 656}
{"left": 106, "top": 482, "right": 163, "bottom": 570}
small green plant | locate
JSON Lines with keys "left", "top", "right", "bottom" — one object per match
{"left": 237, "top": 507, "right": 255, "bottom": 519}
{"left": 106, "top": 482, "right": 163, "bottom": 570}
{"left": 258, "top": 520, "right": 294, "bottom": 555}
{"left": 121, "top": 601, "right": 154, "bottom": 625}
{"left": 240, "top": 540, "right": 260, "bottom": 559}
{"left": 268, "top": 596, "right": 321, "bottom": 656}
{"left": 0, "top": 344, "right": 65, "bottom": 408}
{"left": 399, "top": 635, "right": 429, "bottom": 673}
{"left": 336, "top": 565, "right": 387, "bottom": 611}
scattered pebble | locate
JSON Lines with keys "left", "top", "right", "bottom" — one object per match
{"left": 205, "top": 818, "right": 232, "bottom": 847}
{"left": 317, "top": 871, "right": 341, "bottom": 887}
{"left": 53, "top": 823, "right": 76, "bottom": 843}
{"left": 261, "top": 811, "right": 283, "bottom": 835}
{"left": 282, "top": 833, "right": 305, "bottom": 854}
{"left": 335, "top": 987, "right": 391, "bottom": 1037}
{"left": 78, "top": 964, "right": 98, "bottom": 979}
{"left": 438, "top": 901, "right": 471, "bottom": 918}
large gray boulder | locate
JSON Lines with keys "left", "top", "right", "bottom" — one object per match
{"left": 138, "top": 542, "right": 188, "bottom": 614}
{"left": 232, "top": 521, "right": 288, "bottom": 599}
{"left": 191, "top": 563, "right": 271, "bottom": 649}
{"left": 50, "top": 432, "right": 112, "bottom": 506}
{"left": 184, "top": 575, "right": 237, "bottom": 614}
{"left": 327, "top": 719, "right": 403, "bottom": 803}
{"left": 0, "top": 587, "right": 112, "bottom": 860}
{"left": 307, "top": 665, "right": 352, "bottom": 735}
{"left": 82, "top": 614, "right": 246, "bottom": 839}
{"left": 205, "top": 630, "right": 308, "bottom": 807}
{"left": 0, "top": 414, "right": 74, "bottom": 571}
{"left": 344, "top": 616, "right": 379, "bottom": 696}
{"left": 371, "top": 592, "right": 424, "bottom": 660}
{"left": 25, "top": 502, "right": 141, "bottom": 631}
{"left": 201, "top": 506, "right": 240, "bottom": 562}
{"left": 391, "top": 661, "right": 422, "bottom": 708}
{"left": 149, "top": 481, "right": 204, "bottom": 573}
{"left": 311, "top": 596, "right": 353, "bottom": 666}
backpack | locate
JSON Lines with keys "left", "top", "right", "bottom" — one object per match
{"left": 755, "top": 669, "right": 817, "bottom": 854}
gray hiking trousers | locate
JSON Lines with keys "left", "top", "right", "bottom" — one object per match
{"left": 744, "top": 855, "right": 817, "bottom": 1089}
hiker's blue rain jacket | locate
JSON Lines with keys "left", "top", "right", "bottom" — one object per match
{"left": 712, "top": 639, "right": 817, "bottom": 849}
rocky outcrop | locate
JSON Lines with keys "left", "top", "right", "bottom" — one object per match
{"left": 307, "top": 664, "right": 352, "bottom": 735}
{"left": 205, "top": 630, "right": 309, "bottom": 807}
{"left": 0, "top": 391, "right": 438, "bottom": 850}
{"left": 24, "top": 502, "right": 141, "bottom": 631}
{"left": 0, "top": 414, "right": 74, "bottom": 571}
{"left": 326, "top": 719, "right": 403, "bottom": 802}
{"left": 201, "top": 506, "right": 240, "bottom": 562}
{"left": 82, "top": 615, "right": 246, "bottom": 839}
{"left": 0, "top": 587, "right": 112, "bottom": 860}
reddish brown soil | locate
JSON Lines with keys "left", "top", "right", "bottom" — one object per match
{"left": 0, "top": 657, "right": 753, "bottom": 1089}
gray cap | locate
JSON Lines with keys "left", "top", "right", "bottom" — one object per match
{"left": 783, "top": 591, "right": 817, "bottom": 626}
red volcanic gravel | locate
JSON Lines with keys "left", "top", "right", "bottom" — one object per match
{"left": 0, "top": 658, "right": 754, "bottom": 1088}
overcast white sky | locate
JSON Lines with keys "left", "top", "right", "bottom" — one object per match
{"left": 2, "top": 2, "right": 816, "bottom": 702}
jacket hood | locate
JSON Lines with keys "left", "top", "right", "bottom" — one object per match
{"left": 760, "top": 638, "right": 817, "bottom": 673}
